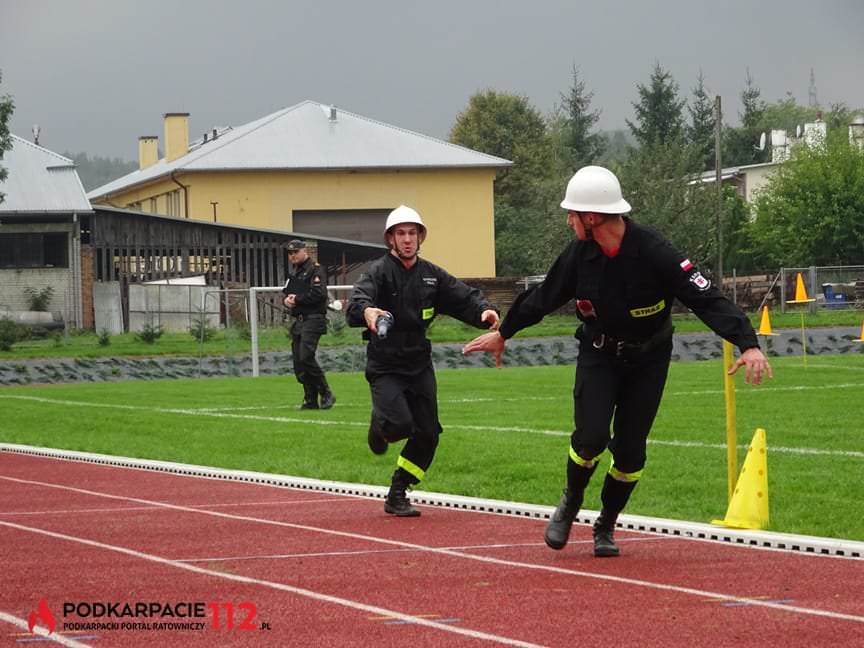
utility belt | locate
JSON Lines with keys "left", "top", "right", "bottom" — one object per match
{"left": 590, "top": 319, "right": 673, "bottom": 362}
{"left": 294, "top": 313, "right": 325, "bottom": 322}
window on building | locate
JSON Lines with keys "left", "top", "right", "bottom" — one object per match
{"left": 0, "top": 233, "right": 69, "bottom": 268}
{"left": 166, "top": 190, "right": 182, "bottom": 217}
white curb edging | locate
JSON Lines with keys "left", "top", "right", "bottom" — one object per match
{"left": 2, "top": 443, "right": 861, "bottom": 559}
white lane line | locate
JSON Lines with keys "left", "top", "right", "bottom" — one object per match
{"left": 2, "top": 394, "right": 862, "bottom": 460}
{"left": 0, "top": 611, "right": 91, "bottom": 647}
{"left": 2, "top": 475, "right": 863, "bottom": 625}
{"left": 0, "top": 519, "right": 545, "bottom": 648}
{"left": 0, "top": 498, "right": 350, "bottom": 517}
{"left": 177, "top": 538, "right": 665, "bottom": 564}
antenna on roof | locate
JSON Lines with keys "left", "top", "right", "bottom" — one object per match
{"left": 32, "top": 124, "right": 40, "bottom": 145}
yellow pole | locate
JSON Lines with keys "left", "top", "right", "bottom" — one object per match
{"left": 722, "top": 340, "right": 737, "bottom": 502}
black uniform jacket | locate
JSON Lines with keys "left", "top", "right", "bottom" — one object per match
{"left": 282, "top": 258, "right": 328, "bottom": 317}
{"left": 499, "top": 218, "right": 759, "bottom": 352}
{"left": 347, "top": 253, "right": 495, "bottom": 375}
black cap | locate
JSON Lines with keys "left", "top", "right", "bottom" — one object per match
{"left": 287, "top": 239, "right": 306, "bottom": 252}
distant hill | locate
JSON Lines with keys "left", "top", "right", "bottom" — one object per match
{"left": 63, "top": 151, "right": 136, "bottom": 192}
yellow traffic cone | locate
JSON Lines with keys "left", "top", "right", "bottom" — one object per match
{"left": 786, "top": 272, "right": 815, "bottom": 304}
{"left": 855, "top": 321, "right": 864, "bottom": 343}
{"left": 712, "top": 428, "right": 769, "bottom": 530}
{"left": 756, "top": 305, "right": 778, "bottom": 336}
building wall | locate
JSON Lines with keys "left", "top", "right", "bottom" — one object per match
{"left": 742, "top": 165, "right": 779, "bottom": 203}
{"left": 0, "top": 223, "right": 76, "bottom": 319}
{"left": 98, "top": 167, "right": 498, "bottom": 278}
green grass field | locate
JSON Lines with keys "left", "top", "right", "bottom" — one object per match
{"left": 2, "top": 354, "right": 862, "bottom": 541}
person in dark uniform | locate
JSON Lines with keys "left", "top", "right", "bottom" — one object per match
{"left": 282, "top": 239, "right": 335, "bottom": 410}
{"left": 347, "top": 206, "right": 500, "bottom": 517}
{"left": 463, "top": 166, "right": 772, "bottom": 557}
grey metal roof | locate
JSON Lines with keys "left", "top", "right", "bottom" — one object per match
{"left": 1, "top": 135, "right": 92, "bottom": 213}
{"left": 88, "top": 100, "right": 512, "bottom": 200}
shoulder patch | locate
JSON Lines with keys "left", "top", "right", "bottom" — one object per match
{"left": 689, "top": 271, "right": 711, "bottom": 291}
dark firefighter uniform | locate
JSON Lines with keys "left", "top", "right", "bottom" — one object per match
{"left": 498, "top": 217, "right": 759, "bottom": 529}
{"left": 283, "top": 251, "right": 333, "bottom": 409}
{"left": 347, "top": 253, "right": 496, "bottom": 494}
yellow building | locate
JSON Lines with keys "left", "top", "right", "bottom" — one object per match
{"left": 88, "top": 101, "right": 510, "bottom": 278}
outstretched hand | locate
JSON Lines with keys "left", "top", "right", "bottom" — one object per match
{"left": 463, "top": 330, "right": 506, "bottom": 368}
{"left": 728, "top": 347, "right": 773, "bottom": 385}
{"left": 481, "top": 309, "right": 500, "bottom": 330}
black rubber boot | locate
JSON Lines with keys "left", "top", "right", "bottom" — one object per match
{"left": 316, "top": 378, "right": 335, "bottom": 410}
{"left": 299, "top": 384, "right": 318, "bottom": 410}
{"left": 384, "top": 470, "right": 420, "bottom": 517}
{"left": 544, "top": 489, "right": 583, "bottom": 550}
{"left": 367, "top": 411, "right": 388, "bottom": 455}
{"left": 592, "top": 510, "right": 620, "bottom": 557}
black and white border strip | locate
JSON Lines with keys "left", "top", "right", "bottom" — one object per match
{"left": 2, "top": 443, "right": 861, "bottom": 559}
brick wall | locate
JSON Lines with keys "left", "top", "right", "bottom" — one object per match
{"left": 81, "top": 245, "right": 95, "bottom": 329}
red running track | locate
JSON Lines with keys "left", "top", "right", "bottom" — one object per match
{"left": 1, "top": 453, "right": 863, "bottom": 647}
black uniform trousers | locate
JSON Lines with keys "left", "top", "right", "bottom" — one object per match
{"left": 572, "top": 341, "right": 672, "bottom": 474}
{"left": 291, "top": 315, "right": 327, "bottom": 389}
{"left": 367, "top": 366, "right": 442, "bottom": 484}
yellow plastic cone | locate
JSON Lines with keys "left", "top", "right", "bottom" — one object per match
{"left": 786, "top": 272, "right": 815, "bottom": 304}
{"left": 756, "top": 305, "right": 778, "bottom": 336}
{"left": 855, "top": 321, "right": 864, "bottom": 343}
{"left": 712, "top": 428, "right": 769, "bottom": 530}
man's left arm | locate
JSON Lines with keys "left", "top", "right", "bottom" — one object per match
{"left": 436, "top": 269, "right": 499, "bottom": 329}
{"left": 655, "top": 240, "right": 771, "bottom": 384}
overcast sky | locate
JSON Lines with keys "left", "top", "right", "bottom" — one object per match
{"left": 2, "top": 0, "right": 862, "bottom": 160}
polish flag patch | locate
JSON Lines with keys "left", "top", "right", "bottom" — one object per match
{"left": 680, "top": 259, "right": 693, "bottom": 271}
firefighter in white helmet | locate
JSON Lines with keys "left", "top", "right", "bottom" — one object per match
{"left": 464, "top": 166, "right": 772, "bottom": 556}
{"left": 347, "top": 205, "right": 500, "bottom": 517}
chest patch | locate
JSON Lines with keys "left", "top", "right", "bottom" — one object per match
{"left": 422, "top": 277, "right": 438, "bottom": 286}
{"left": 630, "top": 299, "right": 665, "bottom": 318}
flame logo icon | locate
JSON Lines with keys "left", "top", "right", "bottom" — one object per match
{"left": 27, "top": 598, "right": 56, "bottom": 635}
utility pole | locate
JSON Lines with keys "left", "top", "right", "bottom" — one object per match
{"left": 714, "top": 96, "right": 723, "bottom": 282}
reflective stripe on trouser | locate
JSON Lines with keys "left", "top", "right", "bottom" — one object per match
{"left": 609, "top": 464, "right": 643, "bottom": 482}
{"left": 397, "top": 455, "right": 425, "bottom": 482}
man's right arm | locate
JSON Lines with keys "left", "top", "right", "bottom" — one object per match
{"left": 346, "top": 269, "right": 378, "bottom": 328}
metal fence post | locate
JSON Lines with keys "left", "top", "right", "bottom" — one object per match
{"left": 809, "top": 266, "right": 817, "bottom": 313}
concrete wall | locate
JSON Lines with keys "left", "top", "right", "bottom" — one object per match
{"left": 128, "top": 284, "right": 220, "bottom": 333}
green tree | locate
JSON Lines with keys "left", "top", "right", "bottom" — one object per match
{"left": 450, "top": 90, "right": 566, "bottom": 275}
{"left": 749, "top": 127, "right": 864, "bottom": 267}
{"left": 449, "top": 89, "right": 553, "bottom": 209}
{"left": 619, "top": 142, "right": 718, "bottom": 267}
{"left": 627, "top": 62, "right": 686, "bottom": 147}
{"left": 722, "top": 69, "right": 769, "bottom": 166}
{"left": 555, "top": 65, "right": 605, "bottom": 171}
{"left": 687, "top": 71, "right": 716, "bottom": 171}
{"left": 0, "top": 70, "right": 15, "bottom": 205}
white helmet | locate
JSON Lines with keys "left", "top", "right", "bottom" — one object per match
{"left": 384, "top": 205, "right": 427, "bottom": 243}
{"left": 560, "top": 166, "right": 631, "bottom": 214}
